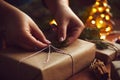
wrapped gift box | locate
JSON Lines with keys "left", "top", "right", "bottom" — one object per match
{"left": 96, "top": 42, "right": 120, "bottom": 64}
{"left": 0, "top": 39, "right": 96, "bottom": 80}
{"left": 111, "top": 61, "right": 120, "bottom": 80}
{"left": 96, "top": 49, "right": 116, "bottom": 64}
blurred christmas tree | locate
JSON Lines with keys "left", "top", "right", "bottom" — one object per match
{"left": 85, "top": 0, "right": 115, "bottom": 39}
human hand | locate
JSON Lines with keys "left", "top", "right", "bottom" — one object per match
{"left": 54, "top": 6, "right": 85, "bottom": 45}
{"left": 0, "top": 1, "right": 50, "bottom": 50}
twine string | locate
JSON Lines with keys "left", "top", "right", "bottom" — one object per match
{"left": 44, "top": 45, "right": 51, "bottom": 63}
{"left": 19, "top": 45, "right": 74, "bottom": 76}
{"left": 50, "top": 45, "right": 74, "bottom": 75}
{"left": 19, "top": 46, "right": 48, "bottom": 62}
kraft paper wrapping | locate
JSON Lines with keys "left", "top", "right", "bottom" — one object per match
{"left": 111, "top": 61, "right": 120, "bottom": 80}
{"left": 96, "top": 42, "right": 120, "bottom": 64}
{"left": 0, "top": 39, "right": 96, "bottom": 80}
{"left": 96, "top": 49, "right": 116, "bottom": 64}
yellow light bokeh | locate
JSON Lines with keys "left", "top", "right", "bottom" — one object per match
{"left": 95, "top": 1, "right": 100, "bottom": 6}
{"left": 100, "top": 14, "right": 105, "bottom": 18}
{"left": 105, "top": 15, "right": 110, "bottom": 20}
{"left": 103, "top": 2, "right": 107, "bottom": 7}
{"left": 97, "top": 24, "right": 102, "bottom": 29}
{"left": 91, "top": 20, "right": 96, "bottom": 24}
{"left": 99, "top": 20, "right": 104, "bottom": 24}
{"left": 89, "top": 16, "right": 93, "bottom": 20}
{"left": 100, "top": 34, "right": 106, "bottom": 40}
{"left": 92, "top": 8, "right": 97, "bottom": 13}
{"left": 96, "top": 19, "right": 104, "bottom": 29}
{"left": 106, "top": 8, "right": 110, "bottom": 12}
{"left": 105, "top": 26, "right": 111, "bottom": 32}
{"left": 49, "top": 19, "right": 57, "bottom": 25}
{"left": 98, "top": 7, "right": 104, "bottom": 12}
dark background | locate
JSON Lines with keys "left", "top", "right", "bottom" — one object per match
{"left": 16, "top": 0, "right": 120, "bottom": 30}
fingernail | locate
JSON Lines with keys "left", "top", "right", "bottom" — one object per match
{"left": 59, "top": 37, "right": 64, "bottom": 42}
{"left": 46, "top": 40, "right": 51, "bottom": 44}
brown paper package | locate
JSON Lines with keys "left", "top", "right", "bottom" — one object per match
{"left": 0, "top": 39, "right": 96, "bottom": 80}
{"left": 96, "top": 42, "right": 120, "bottom": 64}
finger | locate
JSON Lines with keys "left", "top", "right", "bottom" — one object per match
{"left": 67, "top": 30, "right": 80, "bottom": 44}
{"left": 30, "top": 21, "right": 51, "bottom": 44}
{"left": 21, "top": 32, "right": 48, "bottom": 49}
{"left": 67, "top": 18, "right": 85, "bottom": 44}
{"left": 67, "top": 26, "right": 84, "bottom": 45}
{"left": 57, "top": 22, "right": 68, "bottom": 42}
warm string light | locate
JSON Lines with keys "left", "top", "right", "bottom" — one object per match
{"left": 100, "top": 34, "right": 106, "bottom": 40}
{"left": 103, "top": 2, "right": 107, "bottom": 7}
{"left": 95, "top": 1, "right": 100, "bottom": 6}
{"left": 101, "top": 14, "right": 105, "bottom": 18}
{"left": 105, "top": 26, "right": 111, "bottom": 32}
{"left": 106, "top": 8, "right": 110, "bottom": 12}
{"left": 105, "top": 15, "right": 110, "bottom": 20}
{"left": 92, "top": 8, "right": 97, "bottom": 13}
{"left": 91, "top": 20, "right": 96, "bottom": 24}
{"left": 98, "top": 7, "right": 104, "bottom": 12}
